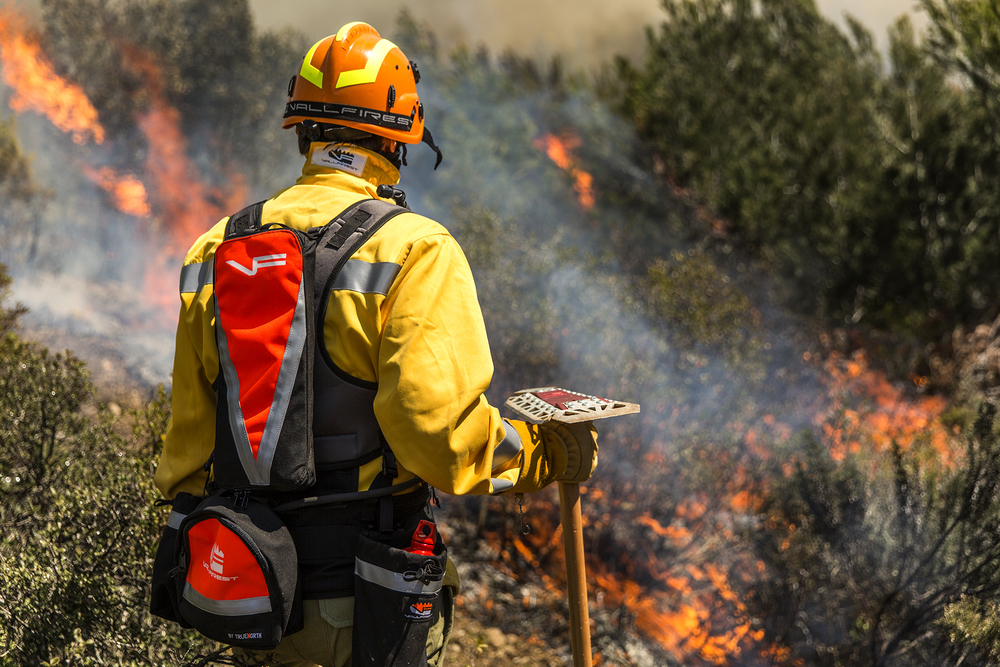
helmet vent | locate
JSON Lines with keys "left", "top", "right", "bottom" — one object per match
{"left": 287, "top": 75, "right": 297, "bottom": 97}
{"left": 386, "top": 84, "right": 396, "bottom": 111}
{"left": 410, "top": 61, "right": 421, "bottom": 84}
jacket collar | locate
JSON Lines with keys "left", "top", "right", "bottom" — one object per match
{"left": 298, "top": 143, "right": 401, "bottom": 190}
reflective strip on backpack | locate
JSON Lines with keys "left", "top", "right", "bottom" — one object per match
{"left": 257, "top": 273, "right": 310, "bottom": 482}
{"left": 182, "top": 582, "right": 272, "bottom": 616}
{"left": 216, "top": 273, "right": 309, "bottom": 486}
{"left": 216, "top": 324, "right": 258, "bottom": 483}
{"left": 355, "top": 558, "right": 444, "bottom": 595}
{"left": 333, "top": 260, "right": 400, "bottom": 295}
{"left": 167, "top": 510, "right": 187, "bottom": 530}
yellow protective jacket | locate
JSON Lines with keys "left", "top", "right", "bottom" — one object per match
{"left": 154, "top": 145, "right": 564, "bottom": 501}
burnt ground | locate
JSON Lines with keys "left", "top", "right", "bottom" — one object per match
{"left": 439, "top": 498, "right": 669, "bottom": 667}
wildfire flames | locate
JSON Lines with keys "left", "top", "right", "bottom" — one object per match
{"left": 0, "top": 7, "right": 104, "bottom": 144}
{"left": 815, "top": 349, "right": 952, "bottom": 464}
{"left": 81, "top": 165, "right": 151, "bottom": 218}
{"left": 0, "top": 8, "right": 245, "bottom": 322}
{"left": 535, "top": 133, "right": 596, "bottom": 210}
{"left": 124, "top": 46, "right": 247, "bottom": 315}
{"left": 474, "top": 348, "right": 958, "bottom": 666}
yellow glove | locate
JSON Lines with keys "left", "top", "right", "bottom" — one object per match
{"left": 505, "top": 420, "right": 600, "bottom": 494}
{"left": 540, "top": 421, "right": 599, "bottom": 483}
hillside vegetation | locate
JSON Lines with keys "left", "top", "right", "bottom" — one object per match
{"left": 4, "top": 0, "right": 1000, "bottom": 665}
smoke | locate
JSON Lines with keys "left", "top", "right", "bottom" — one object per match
{"left": 8, "top": 0, "right": 930, "bottom": 70}
{"left": 260, "top": 0, "right": 928, "bottom": 65}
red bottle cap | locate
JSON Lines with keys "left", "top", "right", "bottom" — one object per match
{"left": 405, "top": 519, "right": 437, "bottom": 556}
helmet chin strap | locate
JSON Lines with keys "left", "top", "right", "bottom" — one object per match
{"left": 422, "top": 128, "right": 443, "bottom": 170}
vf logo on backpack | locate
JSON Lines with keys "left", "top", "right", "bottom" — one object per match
{"left": 226, "top": 253, "right": 288, "bottom": 276}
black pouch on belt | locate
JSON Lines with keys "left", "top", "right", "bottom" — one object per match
{"left": 149, "top": 492, "right": 202, "bottom": 625}
{"left": 352, "top": 530, "right": 447, "bottom": 666}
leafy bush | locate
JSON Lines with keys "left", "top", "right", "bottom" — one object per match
{"left": 611, "top": 0, "right": 1000, "bottom": 343}
{"left": 746, "top": 403, "right": 1000, "bottom": 665}
{"left": 0, "top": 265, "right": 214, "bottom": 666}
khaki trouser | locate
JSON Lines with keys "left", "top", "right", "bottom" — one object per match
{"left": 233, "top": 587, "right": 455, "bottom": 667}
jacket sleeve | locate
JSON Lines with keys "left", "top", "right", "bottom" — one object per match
{"left": 374, "top": 233, "right": 565, "bottom": 495}
{"left": 153, "top": 225, "right": 225, "bottom": 499}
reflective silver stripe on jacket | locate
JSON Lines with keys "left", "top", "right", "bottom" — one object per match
{"left": 167, "top": 510, "right": 186, "bottom": 530}
{"left": 488, "top": 420, "right": 523, "bottom": 495}
{"left": 182, "top": 582, "right": 271, "bottom": 616}
{"left": 490, "top": 478, "right": 514, "bottom": 494}
{"left": 332, "top": 260, "right": 400, "bottom": 295}
{"left": 492, "top": 420, "right": 523, "bottom": 469}
{"left": 182, "top": 258, "right": 397, "bottom": 296}
{"left": 179, "top": 261, "right": 214, "bottom": 294}
{"left": 355, "top": 558, "right": 444, "bottom": 595}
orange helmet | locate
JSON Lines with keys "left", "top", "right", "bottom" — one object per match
{"left": 283, "top": 22, "right": 424, "bottom": 145}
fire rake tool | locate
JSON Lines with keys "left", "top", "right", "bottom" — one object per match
{"left": 505, "top": 387, "right": 640, "bottom": 667}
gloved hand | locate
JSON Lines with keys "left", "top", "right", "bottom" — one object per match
{"left": 540, "top": 421, "right": 599, "bottom": 483}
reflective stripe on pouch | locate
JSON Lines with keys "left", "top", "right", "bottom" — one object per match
{"left": 355, "top": 558, "right": 444, "bottom": 595}
{"left": 333, "top": 260, "right": 401, "bottom": 295}
{"left": 179, "top": 261, "right": 214, "bottom": 294}
{"left": 167, "top": 510, "right": 186, "bottom": 530}
{"left": 182, "top": 582, "right": 272, "bottom": 616}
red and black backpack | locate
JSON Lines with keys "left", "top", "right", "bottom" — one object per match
{"left": 212, "top": 197, "right": 407, "bottom": 492}
{"left": 151, "top": 197, "right": 410, "bottom": 649}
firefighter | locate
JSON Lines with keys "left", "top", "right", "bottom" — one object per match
{"left": 154, "top": 21, "right": 598, "bottom": 667}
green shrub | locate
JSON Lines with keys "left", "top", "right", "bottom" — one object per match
{"left": 0, "top": 266, "right": 215, "bottom": 666}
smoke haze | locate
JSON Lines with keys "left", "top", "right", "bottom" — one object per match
{"left": 12, "top": 0, "right": 928, "bottom": 68}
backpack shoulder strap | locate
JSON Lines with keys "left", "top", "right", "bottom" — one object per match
{"left": 223, "top": 200, "right": 267, "bottom": 239}
{"left": 314, "top": 198, "right": 408, "bottom": 326}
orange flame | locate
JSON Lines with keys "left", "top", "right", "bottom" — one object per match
{"left": 120, "top": 47, "right": 247, "bottom": 319}
{"left": 82, "top": 165, "right": 151, "bottom": 217}
{"left": 0, "top": 13, "right": 248, "bottom": 323}
{"left": 483, "top": 350, "right": 960, "bottom": 665}
{"left": 534, "top": 133, "right": 596, "bottom": 210}
{"left": 0, "top": 7, "right": 105, "bottom": 144}
{"left": 817, "top": 350, "right": 953, "bottom": 464}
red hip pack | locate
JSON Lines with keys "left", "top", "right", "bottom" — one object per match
{"left": 172, "top": 493, "right": 302, "bottom": 650}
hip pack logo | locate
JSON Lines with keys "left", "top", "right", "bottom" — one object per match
{"left": 210, "top": 543, "right": 225, "bottom": 574}
{"left": 202, "top": 542, "right": 239, "bottom": 582}
{"left": 226, "top": 254, "right": 287, "bottom": 276}
{"left": 406, "top": 601, "right": 435, "bottom": 621}
{"left": 228, "top": 631, "right": 264, "bottom": 641}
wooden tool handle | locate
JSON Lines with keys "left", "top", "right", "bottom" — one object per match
{"left": 559, "top": 481, "right": 593, "bottom": 667}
